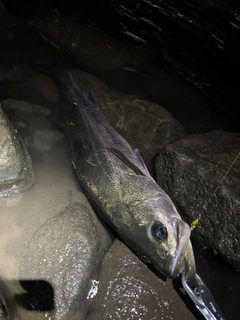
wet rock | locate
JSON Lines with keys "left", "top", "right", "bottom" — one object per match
{"left": 26, "top": 12, "right": 227, "bottom": 135}
{"left": 28, "top": 13, "right": 148, "bottom": 75}
{"left": 3, "top": 99, "right": 60, "bottom": 153}
{"left": 0, "top": 99, "right": 111, "bottom": 320}
{"left": 19, "top": 202, "right": 111, "bottom": 320}
{"left": 0, "top": 104, "right": 34, "bottom": 205}
{"left": 20, "top": 74, "right": 59, "bottom": 102}
{"left": 86, "top": 239, "right": 197, "bottom": 320}
{"left": 0, "top": 65, "right": 36, "bottom": 82}
{"left": 155, "top": 130, "right": 240, "bottom": 269}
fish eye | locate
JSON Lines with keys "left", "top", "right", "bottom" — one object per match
{"left": 152, "top": 221, "right": 168, "bottom": 241}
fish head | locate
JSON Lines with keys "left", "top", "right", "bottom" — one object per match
{"left": 118, "top": 172, "right": 196, "bottom": 280}
{"left": 120, "top": 187, "right": 196, "bottom": 280}
{"left": 144, "top": 218, "right": 195, "bottom": 279}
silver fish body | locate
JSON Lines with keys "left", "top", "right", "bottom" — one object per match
{"left": 50, "top": 69, "right": 196, "bottom": 280}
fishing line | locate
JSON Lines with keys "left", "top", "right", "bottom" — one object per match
{"left": 191, "top": 151, "right": 240, "bottom": 230}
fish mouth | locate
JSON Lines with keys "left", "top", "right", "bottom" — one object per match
{"left": 170, "top": 219, "right": 193, "bottom": 278}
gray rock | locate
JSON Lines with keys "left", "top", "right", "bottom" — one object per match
{"left": 19, "top": 202, "right": 111, "bottom": 320}
{"left": 155, "top": 130, "right": 240, "bottom": 269}
{"left": 0, "top": 104, "right": 34, "bottom": 205}
{"left": 86, "top": 239, "right": 197, "bottom": 320}
{"left": 0, "top": 65, "right": 36, "bottom": 82}
{"left": 28, "top": 14, "right": 147, "bottom": 74}
{"left": 20, "top": 74, "right": 59, "bottom": 102}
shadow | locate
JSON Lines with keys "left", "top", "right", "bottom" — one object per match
{"left": 146, "top": 263, "right": 167, "bottom": 282}
{"left": 15, "top": 280, "right": 54, "bottom": 312}
{"left": 0, "top": 277, "right": 54, "bottom": 320}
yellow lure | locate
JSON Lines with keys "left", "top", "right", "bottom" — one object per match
{"left": 191, "top": 219, "right": 199, "bottom": 229}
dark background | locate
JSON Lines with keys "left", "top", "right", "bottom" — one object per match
{"left": 3, "top": 0, "right": 240, "bottom": 132}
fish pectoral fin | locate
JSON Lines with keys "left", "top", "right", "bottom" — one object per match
{"left": 85, "top": 90, "right": 96, "bottom": 104}
{"left": 133, "top": 148, "right": 150, "bottom": 174}
{"left": 47, "top": 105, "right": 65, "bottom": 130}
{"left": 107, "top": 147, "right": 147, "bottom": 176}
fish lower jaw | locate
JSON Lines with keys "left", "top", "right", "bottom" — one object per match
{"left": 170, "top": 240, "right": 196, "bottom": 280}
{"left": 170, "top": 260, "right": 185, "bottom": 279}
{"left": 170, "top": 218, "right": 192, "bottom": 278}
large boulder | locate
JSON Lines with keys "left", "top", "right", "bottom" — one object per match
{"left": 0, "top": 274, "right": 20, "bottom": 320}
{"left": 28, "top": 13, "right": 147, "bottom": 75}
{"left": 86, "top": 239, "right": 197, "bottom": 320}
{"left": 21, "top": 74, "right": 59, "bottom": 102}
{"left": 155, "top": 130, "right": 240, "bottom": 269}
{"left": 0, "top": 104, "right": 34, "bottom": 205}
{"left": 0, "top": 65, "right": 36, "bottom": 82}
{"left": 19, "top": 202, "right": 111, "bottom": 320}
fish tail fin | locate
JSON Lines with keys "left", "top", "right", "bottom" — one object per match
{"left": 30, "top": 56, "right": 72, "bottom": 129}
{"left": 29, "top": 51, "right": 74, "bottom": 79}
{"left": 31, "top": 56, "right": 102, "bottom": 127}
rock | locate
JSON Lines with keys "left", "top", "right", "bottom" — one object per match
{"left": 29, "top": 13, "right": 148, "bottom": 75}
{"left": 3, "top": 99, "right": 61, "bottom": 153}
{"left": 20, "top": 74, "right": 59, "bottom": 102}
{"left": 0, "top": 294, "right": 9, "bottom": 320}
{"left": 0, "top": 65, "right": 36, "bottom": 82}
{"left": 155, "top": 130, "right": 240, "bottom": 269}
{"left": 19, "top": 202, "right": 111, "bottom": 320}
{"left": 0, "top": 1, "right": 18, "bottom": 41}
{"left": 0, "top": 103, "right": 34, "bottom": 205}
{"left": 0, "top": 274, "right": 20, "bottom": 320}
{"left": 0, "top": 99, "right": 111, "bottom": 320}
{"left": 86, "top": 239, "right": 197, "bottom": 320}
{"left": 26, "top": 13, "right": 227, "bottom": 135}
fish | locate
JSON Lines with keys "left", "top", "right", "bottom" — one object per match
{"left": 47, "top": 67, "right": 196, "bottom": 281}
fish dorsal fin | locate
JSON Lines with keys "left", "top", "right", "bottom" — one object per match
{"left": 133, "top": 148, "right": 150, "bottom": 174}
{"left": 108, "top": 147, "right": 147, "bottom": 176}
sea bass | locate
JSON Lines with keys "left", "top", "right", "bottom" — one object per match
{"left": 49, "top": 68, "right": 196, "bottom": 280}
